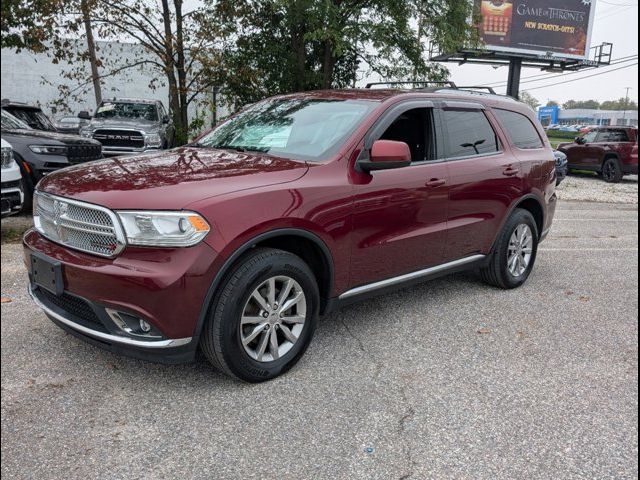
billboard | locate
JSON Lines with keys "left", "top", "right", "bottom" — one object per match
{"left": 475, "top": 0, "right": 597, "bottom": 60}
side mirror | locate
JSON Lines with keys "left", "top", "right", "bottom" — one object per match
{"left": 575, "top": 136, "right": 585, "bottom": 145}
{"left": 162, "top": 115, "right": 170, "bottom": 124}
{"left": 78, "top": 111, "right": 91, "bottom": 120}
{"left": 358, "top": 140, "right": 412, "bottom": 173}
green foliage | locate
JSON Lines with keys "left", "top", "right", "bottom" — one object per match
{"left": 209, "top": 0, "right": 474, "bottom": 106}
{"left": 519, "top": 91, "right": 540, "bottom": 110}
{"left": 0, "top": 0, "right": 66, "bottom": 51}
{"left": 546, "top": 100, "right": 559, "bottom": 107}
{"left": 563, "top": 99, "right": 601, "bottom": 110}
{"left": 600, "top": 97, "right": 638, "bottom": 111}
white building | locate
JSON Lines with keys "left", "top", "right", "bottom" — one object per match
{"left": 1, "top": 40, "right": 228, "bottom": 130}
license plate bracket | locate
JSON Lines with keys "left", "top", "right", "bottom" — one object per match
{"left": 31, "top": 254, "right": 64, "bottom": 296}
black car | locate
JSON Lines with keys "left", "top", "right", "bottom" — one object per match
{"left": 1, "top": 109, "right": 103, "bottom": 210}
{"left": 1, "top": 100, "right": 58, "bottom": 132}
{"left": 554, "top": 150, "right": 568, "bottom": 185}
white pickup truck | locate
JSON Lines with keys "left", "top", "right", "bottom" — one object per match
{"left": 1, "top": 137, "right": 23, "bottom": 217}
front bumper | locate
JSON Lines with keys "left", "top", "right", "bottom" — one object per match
{"left": 1, "top": 180, "right": 24, "bottom": 217}
{"left": 23, "top": 229, "right": 220, "bottom": 363}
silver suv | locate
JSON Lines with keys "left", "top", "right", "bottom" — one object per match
{"left": 79, "top": 98, "right": 176, "bottom": 156}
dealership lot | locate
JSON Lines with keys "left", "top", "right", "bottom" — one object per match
{"left": 1, "top": 200, "right": 638, "bottom": 480}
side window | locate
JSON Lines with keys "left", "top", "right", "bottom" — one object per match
{"left": 493, "top": 108, "right": 544, "bottom": 149}
{"left": 379, "top": 108, "right": 435, "bottom": 162}
{"left": 440, "top": 109, "right": 499, "bottom": 158}
{"left": 582, "top": 130, "right": 598, "bottom": 143}
{"left": 595, "top": 130, "right": 612, "bottom": 142}
{"left": 608, "top": 130, "right": 630, "bottom": 142}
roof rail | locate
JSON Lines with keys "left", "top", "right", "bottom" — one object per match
{"left": 365, "top": 81, "right": 457, "bottom": 89}
{"left": 455, "top": 86, "right": 497, "bottom": 94}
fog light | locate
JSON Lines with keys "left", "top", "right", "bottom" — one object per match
{"left": 139, "top": 319, "right": 152, "bottom": 333}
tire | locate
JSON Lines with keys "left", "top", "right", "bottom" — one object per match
{"left": 602, "top": 157, "right": 624, "bottom": 183}
{"left": 200, "top": 247, "right": 319, "bottom": 382}
{"left": 480, "top": 209, "right": 539, "bottom": 290}
{"left": 16, "top": 157, "right": 35, "bottom": 212}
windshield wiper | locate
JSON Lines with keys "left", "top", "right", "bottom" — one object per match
{"left": 209, "top": 144, "right": 270, "bottom": 154}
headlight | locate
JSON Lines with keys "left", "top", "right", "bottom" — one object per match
{"left": 1, "top": 147, "right": 15, "bottom": 169}
{"left": 116, "top": 211, "right": 210, "bottom": 247}
{"left": 144, "top": 133, "right": 162, "bottom": 148}
{"left": 80, "top": 128, "right": 93, "bottom": 138}
{"left": 28, "top": 145, "right": 68, "bottom": 155}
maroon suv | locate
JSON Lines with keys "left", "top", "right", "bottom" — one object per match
{"left": 23, "top": 89, "right": 557, "bottom": 382}
{"left": 558, "top": 126, "right": 638, "bottom": 183}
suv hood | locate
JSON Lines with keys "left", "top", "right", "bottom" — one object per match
{"left": 37, "top": 147, "right": 310, "bottom": 210}
{"left": 89, "top": 117, "right": 160, "bottom": 132}
{"left": 1, "top": 128, "right": 100, "bottom": 145}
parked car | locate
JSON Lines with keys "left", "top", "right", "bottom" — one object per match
{"left": 554, "top": 150, "right": 568, "bottom": 185}
{"left": 557, "top": 126, "right": 638, "bottom": 183}
{"left": 80, "top": 98, "right": 175, "bottom": 156}
{"left": 54, "top": 115, "right": 90, "bottom": 135}
{"left": 1, "top": 99, "right": 57, "bottom": 132}
{"left": 1, "top": 138, "right": 23, "bottom": 217}
{"left": 24, "top": 88, "right": 557, "bottom": 382}
{"left": 1, "top": 109, "right": 103, "bottom": 210}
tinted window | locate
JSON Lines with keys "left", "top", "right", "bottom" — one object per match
{"left": 440, "top": 109, "right": 499, "bottom": 158}
{"left": 494, "top": 109, "right": 544, "bottom": 149}
{"left": 379, "top": 108, "right": 435, "bottom": 162}
{"left": 597, "top": 129, "right": 630, "bottom": 142}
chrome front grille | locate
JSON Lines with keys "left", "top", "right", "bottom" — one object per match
{"left": 33, "top": 191, "right": 125, "bottom": 257}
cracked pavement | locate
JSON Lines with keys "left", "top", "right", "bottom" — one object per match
{"left": 1, "top": 200, "right": 638, "bottom": 479}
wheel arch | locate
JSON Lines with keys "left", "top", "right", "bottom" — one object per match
{"left": 490, "top": 194, "right": 545, "bottom": 254}
{"left": 193, "top": 228, "right": 335, "bottom": 343}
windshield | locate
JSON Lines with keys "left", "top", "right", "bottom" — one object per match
{"left": 5, "top": 107, "right": 55, "bottom": 131}
{"left": 197, "top": 98, "right": 377, "bottom": 161}
{"left": 95, "top": 102, "right": 159, "bottom": 121}
{"left": 1, "top": 109, "right": 31, "bottom": 130}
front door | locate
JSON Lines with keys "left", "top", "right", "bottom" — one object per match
{"left": 349, "top": 103, "right": 449, "bottom": 288}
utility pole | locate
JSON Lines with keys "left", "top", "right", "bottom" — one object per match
{"left": 81, "top": 0, "right": 102, "bottom": 108}
{"left": 622, "top": 87, "right": 631, "bottom": 125}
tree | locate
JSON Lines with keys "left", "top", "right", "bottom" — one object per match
{"left": 519, "top": 91, "right": 540, "bottom": 110}
{"left": 210, "top": 0, "right": 474, "bottom": 106}
{"left": 546, "top": 100, "right": 559, "bottom": 107}
{"left": 563, "top": 99, "right": 600, "bottom": 110}
{"left": 600, "top": 97, "right": 639, "bottom": 111}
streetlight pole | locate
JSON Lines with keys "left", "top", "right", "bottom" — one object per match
{"left": 622, "top": 87, "right": 631, "bottom": 125}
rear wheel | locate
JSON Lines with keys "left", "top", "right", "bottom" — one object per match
{"left": 200, "top": 248, "right": 319, "bottom": 382}
{"left": 602, "top": 157, "right": 623, "bottom": 183}
{"left": 481, "top": 209, "right": 539, "bottom": 289}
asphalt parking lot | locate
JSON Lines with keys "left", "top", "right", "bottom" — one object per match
{"left": 1, "top": 200, "right": 638, "bottom": 480}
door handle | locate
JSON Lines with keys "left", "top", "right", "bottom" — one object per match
{"left": 502, "top": 167, "right": 519, "bottom": 177}
{"left": 425, "top": 178, "right": 446, "bottom": 187}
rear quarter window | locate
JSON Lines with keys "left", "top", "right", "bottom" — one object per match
{"left": 494, "top": 108, "right": 544, "bottom": 149}
{"left": 440, "top": 109, "right": 499, "bottom": 159}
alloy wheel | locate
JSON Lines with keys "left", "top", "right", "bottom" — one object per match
{"left": 507, "top": 224, "right": 533, "bottom": 277}
{"left": 240, "top": 276, "right": 307, "bottom": 362}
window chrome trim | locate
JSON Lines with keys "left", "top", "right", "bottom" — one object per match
{"left": 34, "top": 190, "right": 127, "bottom": 258}
{"left": 29, "top": 285, "right": 192, "bottom": 349}
{"left": 338, "top": 254, "right": 486, "bottom": 300}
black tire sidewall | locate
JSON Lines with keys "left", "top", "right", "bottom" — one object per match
{"left": 603, "top": 158, "right": 623, "bottom": 183}
{"left": 496, "top": 210, "right": 539, "bottom": 288}
{"left": 213, "top": 251, "right": 319, "bottom": 382}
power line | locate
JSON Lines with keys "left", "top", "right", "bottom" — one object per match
{"left": 481, "top": 55, "right": 638, "bottom": 87}
{"left": 524, "top": 63, "right": 638, "bottom": 91}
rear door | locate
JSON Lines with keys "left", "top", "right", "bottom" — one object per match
{"left": 349, "top": 101, "right": 449, "bottom": 287}
{"left": 436, "top": 102, "right": 523, "bottom": 260}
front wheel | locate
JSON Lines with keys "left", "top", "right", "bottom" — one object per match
{"left": 602, "top": 157, "right": 623, "bottom": 183}
{"left": 480, "top": 209, "right": 539, "bottom": 289}
{"left": 200, "top": 248, "right": 319, "bottom": 382}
